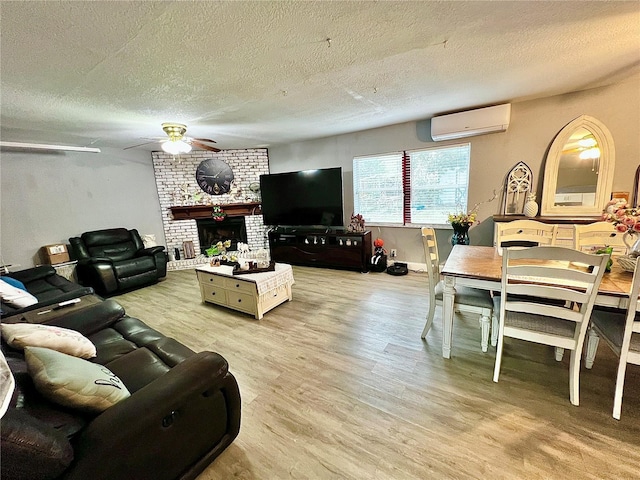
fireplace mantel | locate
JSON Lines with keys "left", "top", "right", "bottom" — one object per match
{"left": 170, "top": 203, "right": 262, "bottom": 220}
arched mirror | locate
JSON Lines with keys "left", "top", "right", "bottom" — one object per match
{"left": 541, "top": 115, "right": 615, "bottom": 217}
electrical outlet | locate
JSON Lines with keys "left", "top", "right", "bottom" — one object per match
{"left": 390, "top": 249, "right": 397, "bottom": 258}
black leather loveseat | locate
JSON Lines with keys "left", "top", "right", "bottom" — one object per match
{"left": 1, "top": 266, "right": 93, "bottom": 319}
{"left": 1, "top": 299, "right": 241, "bottom": 480}
{"left": 69, "top": 228, "right": 167, "bottom": 296}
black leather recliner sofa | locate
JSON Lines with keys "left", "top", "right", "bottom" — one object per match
{"left": 1, "top": 299, "right": 241, "bottom": 480}
{"left": 1, "top": 265, "right": 93, "bottom": 319}
{"left": 69, "top": 228, "right": 167, "bottom": 296}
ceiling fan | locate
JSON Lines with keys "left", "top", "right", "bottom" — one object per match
{"left": 125, "top": 123, "right": 220, "bottom": 153}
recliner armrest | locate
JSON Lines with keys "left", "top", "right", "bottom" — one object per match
{"left": 66, "top": 352, "right": 240, "bottom": 480}
{"left": 137, "top": 246, "right": 165, "bottom": 256}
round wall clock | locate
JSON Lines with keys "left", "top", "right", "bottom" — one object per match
{"left": 195, "top": 158, "right": 234, "bottom": 195}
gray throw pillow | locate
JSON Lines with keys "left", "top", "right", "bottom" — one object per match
{"left": 25, "top": 346, "right": 130, "bottom": 413}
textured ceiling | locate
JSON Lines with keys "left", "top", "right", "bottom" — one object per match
{"left": 1, "top": 1, "right": 639, "bottom": 151}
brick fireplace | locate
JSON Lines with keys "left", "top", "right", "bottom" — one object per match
{"left": 152, "top": 149, "right": 270, "bottom": 270}
{"left": 197, "top": 217, "right": 246, "bottom": 252}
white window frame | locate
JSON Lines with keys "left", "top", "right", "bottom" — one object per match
{"left": 353, "top": 152, "right": 404, "bottom": 226}
{"left": 353, "top": 143, "right": 471, "bottom": 227}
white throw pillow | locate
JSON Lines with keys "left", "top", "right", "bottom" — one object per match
{"left": 0, "top": 279, "right": 38, "bottom": 308}
{"left": 142, "top": 234, "right": 157, "bottom": 248}
{"left": 1, "top": 323, "right": 96, "bottom": 359}
{"left": 25, "top": 346, "right": 130, "bottom": 413}
{"left": 0, "top": 350, "right": 15, "bottom": 418}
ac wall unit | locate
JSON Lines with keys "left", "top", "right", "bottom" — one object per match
{"left": 431, "top": 103, "right": 511, "bottom": 141}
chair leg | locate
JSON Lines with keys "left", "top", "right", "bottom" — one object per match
{"left": 493, "top": 332, "right": 504, "bottom": 383}
{"left": 613, "top": 359, "right": 629, "bottom": 420}
{"left": 584, "top": 328, "right": 600, "bottom": 369}
{"left": 479, "top": 310, "right": 491, "bottom": 353}
{"left": 555, "top": 347, "right": 564, "bottom": 362}
{"left": 421, "top": 301, "right": 436, "bottom": 339}
{"left": 491, "top": 314, "right": 498, "bottom": 347}
{"left": 568, "top": 349, "right": 580, "bottom": 406}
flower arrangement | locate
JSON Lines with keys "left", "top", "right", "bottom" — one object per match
{"left": 447, "top": 211, "right": 477, "bottom": 226}
{"left": 347, "top": 213, "right": 365, "bottom": 233}
{"left": 602, "top": 201, "right": 640, "bottom": 234}
{"left": 212, "top": 205, "right": 226, "bottom": 221}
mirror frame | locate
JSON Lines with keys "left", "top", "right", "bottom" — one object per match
{"left": 632, "top": 164, "right": 639, "bottom": 207}
{"left": 541, "top": 115, "right": 615, "bottom": 217}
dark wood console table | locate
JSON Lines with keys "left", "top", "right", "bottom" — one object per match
{"left": 268, "top": 228, "right": 372, "bottom": 272}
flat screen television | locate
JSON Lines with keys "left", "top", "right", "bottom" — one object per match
{"left": 260, "top": 167, "right": 344, "bottom": 227}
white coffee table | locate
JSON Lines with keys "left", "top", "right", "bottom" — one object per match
{"left": 195, "top": 263, "right": 294, "bottom": 319}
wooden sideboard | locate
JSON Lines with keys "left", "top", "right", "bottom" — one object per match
{"left": 268, "top": 228, "right": 372, "bottom": 272}
{"left": 492, "top": 215, "right": 601, "bottom": 247}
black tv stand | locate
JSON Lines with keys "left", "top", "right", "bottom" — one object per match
{"left": 268, "top": 227, "right": 372, "bottom": 272}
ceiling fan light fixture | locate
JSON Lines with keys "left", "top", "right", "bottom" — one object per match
{"left": 162, "top": 139, "right": 192, "bottom": 155}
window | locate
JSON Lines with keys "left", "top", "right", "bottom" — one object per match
{"left": 353, "top": 144, "right": 471, "bottom": 226}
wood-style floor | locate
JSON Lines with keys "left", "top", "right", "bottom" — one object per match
{"left": 115, "top": 266, "right": 640, "bottom": 479}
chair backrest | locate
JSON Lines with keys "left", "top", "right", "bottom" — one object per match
{"left": 495, "top": 220, "right": 558, "bottom": 255}
{"left": 421, "top": 227, "right": 440, "bottom": 299}
{"left": 500, "top": 246, "right": 609, "bottom": 340}
{"left": 74, "top": 228, "right": 143, "bottom": 262}
{"left": 573, "top": 222, "right": 627, "bottom": 255}
{"left": 620, "top": 259, "right": 640, "bottom": 365}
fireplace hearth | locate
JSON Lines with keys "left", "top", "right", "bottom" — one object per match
{"left": 197, "top": 217, "right": 247, "bottom": 252}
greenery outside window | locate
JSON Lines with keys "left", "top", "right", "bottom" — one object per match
{"left": 353, "top": 144, "right": 471, "bottom": 226}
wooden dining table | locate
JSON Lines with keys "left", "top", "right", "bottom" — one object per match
{"left": 439, "top": 245, "right": 635, "bottom": 359}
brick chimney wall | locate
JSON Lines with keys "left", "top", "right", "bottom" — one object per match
{"left": 152, "top": 149, "right": 269, "bottom": 270}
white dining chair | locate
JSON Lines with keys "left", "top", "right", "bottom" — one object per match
{"left": 495, "top": 219, "right": 558, "bottom": 255}
{"left": 584, "top": 258, "right": 640, "bottom": 419}
{"left": 493, "top": 246, "right": 609, "bottom": 406}
{"left": 573, "top": 222, "right": 627, "bottom": 256}
{"left": 492, "top": 220, "right": 559, "bottom": 348}
{"left": 552, "top": 222, "right": 627, "bottom": 363}
{"left": 421, "top": 227, "right": 495, "bottom": 352}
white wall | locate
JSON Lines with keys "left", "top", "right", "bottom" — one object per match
{"left": 0, "top": 147, "right": 164, "bottom": 269}
{"left": 268, "top": 76, "right": 640, "bottom": 264}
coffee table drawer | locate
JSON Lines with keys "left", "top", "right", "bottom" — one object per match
{"left": 197, "top": 271, "right": 226, "bottom": 287}
{"left": 224, "top": 278, "right": 256, "bottom": 294}
{"left": 226, "top": 291, "right": 256, "bottom": 314}
{"left": 260, "top": 284, "right": 290, "bottom": 312}
{"left": 201, "top": 284, "right": 227, "bottom": 305}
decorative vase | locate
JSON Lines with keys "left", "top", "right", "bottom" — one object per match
{"left": 623, "top": 232, "right": 640, "bottom": 257}
{"left": 451, "top": 223, "right": 471, "bottom": 246}
{"left": 523, "top": 192, "right": 538, "bottom": 218}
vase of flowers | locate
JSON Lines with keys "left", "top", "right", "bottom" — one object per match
{"left": 602, "top": 201, "right": 640, "bottom": 256}
{"left": 448, "top": 211, "right": 477, "bottom": 246}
